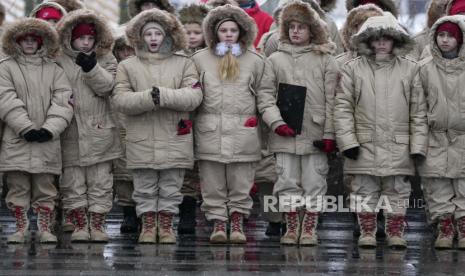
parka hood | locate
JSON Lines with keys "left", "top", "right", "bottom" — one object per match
{"left": 2, "top": 18, "right": 59, "bottom": 59}
{"left": 56, "top": 9, "right": 114, "bottom": 57}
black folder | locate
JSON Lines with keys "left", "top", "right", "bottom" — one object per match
{"left": 277, "top": 83, "right": 307, "bottom": 134}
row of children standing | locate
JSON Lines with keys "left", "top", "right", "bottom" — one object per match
{"left": 1, "top": 0, "right": 465, "bottom": 252}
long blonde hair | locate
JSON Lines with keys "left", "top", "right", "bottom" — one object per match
{"left": 218, "top": 51, "right": 239, "bottom": 81}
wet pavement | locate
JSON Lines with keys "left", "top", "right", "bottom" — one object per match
{"left": 0, "top": 202, "right": 464, "bottom": 276}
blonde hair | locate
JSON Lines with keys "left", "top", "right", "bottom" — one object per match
{"left": 218, "top": 52, "right": 239, "bottom": 81}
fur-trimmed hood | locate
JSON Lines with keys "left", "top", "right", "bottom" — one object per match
{"left": 2, "top": 18, "right": 59, "bottom": 59}
{"left": 346, "top": 0, "right": 398, "bottom": 18}
{"left": 127, "top": 0, "right": 175, "bottom": 18}
{"left": 179, "top": 4, "right": 209, "bottom": 26}
{"left": 429, "top": 15, "right": 465, "bottom": 69}
{"left": 206, "top": 0, "right": 239, "bottom": 9}
{"left": 30, "top": 2, "right": 67, "bottom": 21}
{"left": 56, "top": 9, "right": 114, "bottom": 57}
{"left": 351, "top": 13, "right": 414, "bottom": 56}
{"left": 427, "top": 0, "right": 449, "bottom": 28}
{"left": 320, "top": 0, "right": 337, "bottom": 12}
{"left": 50, "top": 0, "right": 85, "bottom": 12}
{"left": 125, "top": 8, "right": 186, "bottom": 55}
{"left": 279, "top": 0, "right": 335, "bottom": 54}
{"left": 341, "top": 4, "right": 384, "bottom": 51}
{"left": 203, "top": 4, "right": 257, "bottom": 50}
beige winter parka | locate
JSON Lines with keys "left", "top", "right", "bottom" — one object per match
{"left": 334, "top": 14, "right": 428, "bottom": 176}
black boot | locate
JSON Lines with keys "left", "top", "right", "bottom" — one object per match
{"left": 120, "top": 206, "right": 139, "bottom": 234}
{"left": 178, "top": 196, "right": 197, "bottom": 235}
{"left": 265, "top": 222, "right": 281, "bottom": 237}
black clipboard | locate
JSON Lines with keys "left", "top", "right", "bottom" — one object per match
{"left": 277, "top": 83, "right": 307, "bottom": 134}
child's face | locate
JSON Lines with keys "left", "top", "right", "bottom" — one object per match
{"left": 19, "top": 36, "right": 39, "bottom": 55}
{"left": 217, "top": 21, "right": 240, "bottom": 45}
{"left": 72, "top": 35, "right": 95, "bottom": 53}
{"left": 436, "top": 31, "right": 458, "bottom": 53}
{"left": 143, "top": 28, "right": 165, "bottom": 53}
{"left": 370, "top": 36, "right": 394, "bottom": 55}
{"left": 116, "top": 45, "right": 135, "bottom": 61}
{"left": 185, "top": 23, "right": 204, "bottom": 49}
{"left": 140, "top": 1, "right": 159, "bottom": 11}
{"left": 289, "top": 21, "right": 311, "bottom": 46}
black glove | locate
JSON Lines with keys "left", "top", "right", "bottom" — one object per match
{"left": 411, "top": 153, "right": 426, "bottom": 163}
{"left": 151, "top": 86, "right": 160, "bottom": 105}
{"left": 37, "top": 128, "right": 53, "bottom": 143}
{"left": 76, "top": 52, "right": 97, "bottom": 72}
{"left": 343, "top": 147, "right": 360, "bottom": 160}
{"left": 23, "top": 129, "right": 41, "bottom": 142}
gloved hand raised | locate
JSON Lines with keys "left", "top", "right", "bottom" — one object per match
{"left": 37, "top": 128, "right": 53, "bottom": 143}
{"left": 76, "top": 52, "right": 97, "bottom": 73}
{"left": 275, "top": 124, "right": 296, "bottom": 137}
{"left": 343, "top": 146, "right": 360, "bottom": 160}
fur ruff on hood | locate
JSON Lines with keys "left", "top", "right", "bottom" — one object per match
{"left": 429, "top": 15, "right": 465, "bottom": 70}
{"left": 206, "top": 0, "right": 239, "bottom": 9}
{"left": 346, "top": 0, "right": 398, "bottom": 18}
{"left": 30, "top": 2, "right": 67, "bottom": 20}
{"left": 320, "top": 0, "right": 337, "bottom": 12}
{"left": 127, "top": 0, "right": 175, "bottom": 18}
{"left": 56, "top": 9, "right": 114, "bottom": 57}
{"left": 2, "top": 18, "right": 59, "bottom": 59}
{"left": 341, "top": 4, "right": 384, "bottom": 51}
{"left": 279, "top": 0, "right": 336, "bottom": 54}
{"left": 50, "top": 0, "right": 85, "bottom": 12}
{"left": 203, "top": 4, "right": 257, "bottom": 50}
{"left": 351, "top": 13, "right": 414, "bottom": 56}
{"left": 179, "top": 4, "right": 210, "bottom": 26}
{"left": 125, "top": 8, "right": 186, "bottom": 54}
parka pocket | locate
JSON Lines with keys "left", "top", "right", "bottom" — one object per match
{"left": 392, "top": 134, "right": 411, "bottom": 169}
{"left": 351, "top": 132, "right": 374, "bottom": 168}
{"left": 86, "top": 115, "right": 117, "bottom": 153}
{"left": 234, "top": 123, "right": 260, "bottom": 155}
{"left": 195, "top": 115, "right": 220, "bottom": 154}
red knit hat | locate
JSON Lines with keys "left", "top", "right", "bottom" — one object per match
{"left": 36, "top": 7, "right": 63, "bottom": 20}
{"left": 72, "top": 23, "right": 96, "bottom": 40}
{"left": 436, "top": 21, "right": 463, "bottom": 46}
{"left": 16, "top": 33, "right": 43, "bottom": 48}
{"left": 360, "top": 0, "right": 379, "bottom": 5}
{"left": 450, "top": 0, "right": 465, "bottom": 15}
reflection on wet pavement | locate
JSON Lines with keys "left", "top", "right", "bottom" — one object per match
{"left": 0, "top": 202, "right": 464, "bottom": 275}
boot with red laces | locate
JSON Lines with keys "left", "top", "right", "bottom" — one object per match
{"left": 456, "top": 216, "right": 465, "bottom": 249}
{"left": 89, "top": 212, "right": 109, "bottom": 242}
{"left": 138, "top": 212, "right": 157, "bottom": 244}
{"left": 36, "top": 206, "right": 57, "bottom": 243}
{"left": 385, "top": 214, "right": 407, "bottom": 249}
{"left": 299, "top": 211, "right": 319, "bottom": 246}
{"left": 7, "top": 206, "right": 29, "bottom": 244}
{"left": 435, "top": 214, "right": 454, "bottom": 249}
{"left": 229, "top": 212, "right": 246, "bottom": 244}
{"left": 281, "top": 212, "right": 300, "bottom": 245}
{"left": 71, "top": 208, "right": 90, "bottom": 242}
{"left": 210, "top": 220, "right": 227, "bottom": 244}
{"left": 63, "top": 209, "right": 75, "bottom": 232}
{"left": 357, "top": 212, "right": 377, "bottom": 248}
{"left": 158, "top": 211, "right": 176, "bottom": 244}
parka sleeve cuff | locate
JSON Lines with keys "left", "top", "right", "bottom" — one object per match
{"left": 323, "top": 132, "right": 335, "bottom": 140}
{"left": 337, "top": 133, "right": 359, "bottom": 152}
{"left": 410, "top": 143, "right": 427, "bottom": 156}
{"left": 262, "top": 107, "right": 284, "bottom": 130}
{"left": 271, "top": 120, "right": 286, "bottom": 132}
